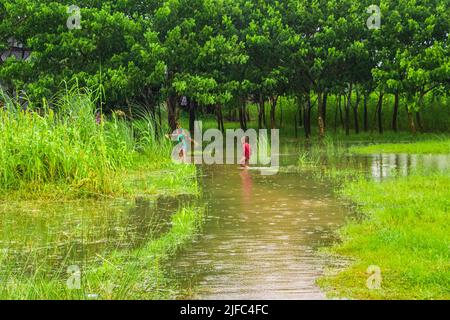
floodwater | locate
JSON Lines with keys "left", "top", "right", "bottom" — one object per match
{"left": 355, "top": 153, "right": 450, "bottom": 181}
{"left": 170, "top": 147, "right": 450, "bottom": 300}
{"left": 0, "top": 142, "right": 448, "bottom": 299}
{"left": 172, "top": 163, "right": 347, "bottom": 299}
{"left": 0, "top": 196, "right": 190, "bottom": 277}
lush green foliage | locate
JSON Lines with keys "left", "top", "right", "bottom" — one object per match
{"left": 1, "top": 0, "right": 448, "bottom": 134}
{"left": 1, "top": 0, "right": 449, "bottom": 301}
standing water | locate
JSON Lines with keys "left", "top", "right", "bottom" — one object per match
{"left": 1, "top": 142, "right": 447, "bottom": 299}
{"left": 171, "top": 146, "right": 450, "bottom": 299}
{"left": 172, "top": 147, "right": 349, "bottom": 299}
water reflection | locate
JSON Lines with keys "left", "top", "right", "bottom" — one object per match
{"left": 240, "top": 169, "right": 253, "bottom": 204}
{"left": 171, "top": 146, "right": 450, "bottom": 299}
{"left": 360, "top": 154, "right": 450, "bottom": 181}
{"left": 0, "top": 195, "right": 193, "bottom": 277}
{"left": 172, "top": 158, "right": 349, "bottom": 299}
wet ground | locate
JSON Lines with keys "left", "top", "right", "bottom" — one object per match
{"left": 1, "top": 142, "right": 448, "bottom": 299}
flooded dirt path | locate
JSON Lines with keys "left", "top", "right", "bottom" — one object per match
{"left": 173, "top": 151, "right": 348, "bottom": 299}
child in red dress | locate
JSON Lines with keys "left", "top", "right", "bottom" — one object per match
{"left": 240, "top": 136, "right": 251, "bottom": 168}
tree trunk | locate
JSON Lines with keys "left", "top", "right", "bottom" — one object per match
{"left": 258, "top": 94, "right": 264, "bottom": 130}
{"left": 270, "top": 96, "right": 278, "bottom": 129}
{"left": 294, "top": 113, "right": 298, "bottom": 138}
{"left": 279, "top": 103, "right": 283, "bottom": 128}
{"left": 126, "top": 97, "right": 133, "bottom": 120}
{"left": 243, "top": 103, "right": 248, "bottom": 129}
{"left": 239, "top": 99, "right": 248, "bottom": 130}
{"left": 216, "top": 104, "right": 224, "bottom": 132}
{"left": 334, "top": 95, "right": 339, "bottom": 132}
{"left": 239, "top": 103, "right": 245, "bottom": 130}
{"left": 345, "top": 84, "right": 353, "bottom": 136}
{"left": 363, "top": 93, "right": 369, "bottom": 132}
{"left": 317, "top": 91, "right": 325, "bottom": 138}
{"left": 322, "top": 91, "right": 328, "bottom": 128}
{"left": 416, "top": 112, "right": 423, "bottom": 132}
{"left": 376, "top": 91, "right": 384, "bottom": 134}
{"left": 189, "top": 100, "right": 195, "bottom": 136}
{"left": 167, "top": 94, "right": 177, "bottom": 132}
{"left": 392, "top": 91, "right": 399, "bottom": 132}
{"left": 297, "top": 95, "right": 303, "bottom": 128}
{"left": 262, "top": 100, "right": 267, "bottom": 128}
{"left": 353, "top": 90, "right": 361, "bottom": 134}
{"left": 407, "top": 110, "right": 417, "bottom": 134}
{"left": 304, "top": 93, "right": 312, "bottom": 138}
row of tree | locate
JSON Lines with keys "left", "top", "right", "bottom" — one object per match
{"left": 1, "top": 0, "right": 449, "bottom": 136}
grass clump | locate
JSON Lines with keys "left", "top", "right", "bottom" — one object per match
{"left": 297, "top": 136, "right": 367, "bottom": 183}
{"left": 0, "top": 87, "right": 179, "bottom": 200}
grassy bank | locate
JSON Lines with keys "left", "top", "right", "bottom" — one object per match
{"left": 0, "top": 88, "right": 203, "bottom": 299}
{"left": 350, "top": 138, "right": 450, "bottom": 154}
{"left": 0, "top": 87, "right": 194, "bottom": 200}
{"left": 318, "top": 141, "right": 450, "bottom": 300}
{"left": 0, "top": 205, "right": 204, "bottom": 299}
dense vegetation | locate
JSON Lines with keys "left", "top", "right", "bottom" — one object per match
{"left": 1, "top": 0, "right": 449, "bottom": 137}
{"left": 0, "top": 87, "right": 197, "bottom": 199}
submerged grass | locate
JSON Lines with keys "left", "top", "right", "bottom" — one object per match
{"left": 318, "top": 140, "right": 450, "bottom": 300}
{"left": 297, "top": 136, "right": 367, "bottom": 183}
{"left": 0, "top": 205, "right": 204, "bottom": 299}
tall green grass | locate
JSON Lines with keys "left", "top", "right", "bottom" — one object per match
{"left": 0, "top": 87, "right": 175, "bottom": 199}
{"left": 296, "top": 136, "right": 369, "bottom": 183}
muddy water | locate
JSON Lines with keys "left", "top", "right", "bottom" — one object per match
{"left": 172, "top": 148, "right": 450, "bottom": 300}
{"left": 1, "top": 143, "right": 448, "bottom": 298}
{"left": 0, "top": 196, "right": 190, "bottom": 276}
{"left": 172, "top": 152, "right": 349, "bottom": 300}
{"left": 357, "top": 153, "right": 450, "bottom": 181}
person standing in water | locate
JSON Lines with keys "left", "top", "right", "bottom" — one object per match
{"left": 240, "top": 136, "right": 251, "bottom": 169}
{"left": 167, "top": 123, "right": 197, "bottom": 163}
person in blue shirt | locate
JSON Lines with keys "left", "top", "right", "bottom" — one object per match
{"left": 167, "top": 122, "right": 197, "bottom": 163}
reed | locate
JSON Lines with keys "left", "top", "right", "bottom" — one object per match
{"left": 0, "top": 87, "right": 173, "bottom": 199}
